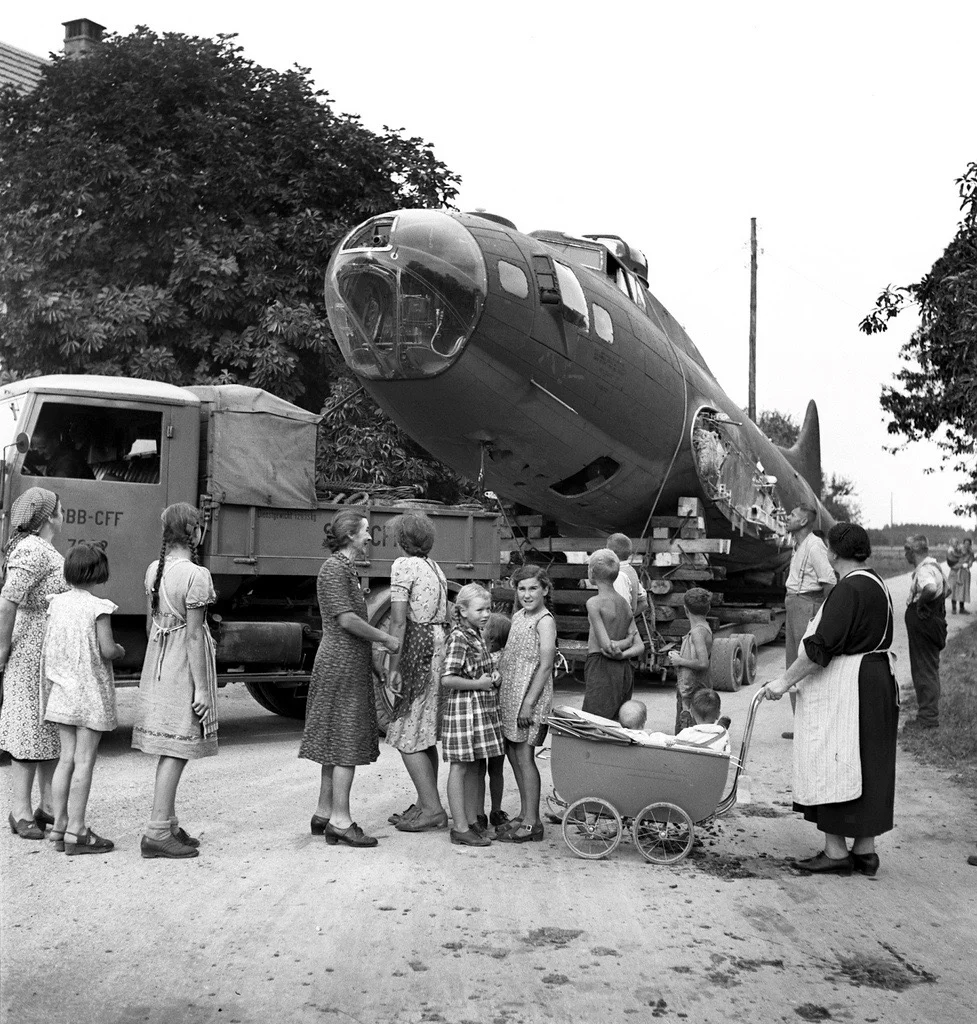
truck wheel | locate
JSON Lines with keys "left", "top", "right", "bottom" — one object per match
{"left": 730, "top": 633, "right": 758, "bottom": 686}
{"left": 244, "top": 681, "right": 308, "bottom": 719}
{"left": 710, "top": 636, "right": 745, "bottom": 692}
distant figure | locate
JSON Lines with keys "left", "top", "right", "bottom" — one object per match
{"left": 949, "top": 537, "right": 973, "bottom": 614}
{"left": 904, "top": 534, "right": 948, "bottom": 729}
{"left": 783, "top": 504, "right": 835, "bottom": 738}
{"left": 667, "top": 587, "right": 714, "bottom": 732}
{"left": 581, "top": 549, "right": 644, "bottom": 720}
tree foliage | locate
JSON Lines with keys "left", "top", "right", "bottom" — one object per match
{"left": 317, "top": 373, "right": 473, "bottom": 502}
{"left": 759, "top": 409, "right": 861, "bottom": 522}
{"left": 757, "top": 409, "right": 799, "bottom": 448}
{"left": 860, "top": 162, "right": 977, "bottom": 513}
{"left": 0, "top": 28, "right": 459, "bottom": 411}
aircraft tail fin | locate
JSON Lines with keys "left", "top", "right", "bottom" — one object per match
{"left": 779, "top": 400, "right": 823, "bottom": 493}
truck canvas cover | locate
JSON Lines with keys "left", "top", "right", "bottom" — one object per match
{"left": 188, "top": 385, "right": 321, "bottom": 510}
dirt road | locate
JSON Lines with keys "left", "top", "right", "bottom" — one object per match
{"left": 2, "top": 571, "right": 975, "bottom": 1024}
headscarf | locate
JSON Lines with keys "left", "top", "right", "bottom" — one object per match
{"left": 4, "top": 487, "right": 59, "bottom": 563}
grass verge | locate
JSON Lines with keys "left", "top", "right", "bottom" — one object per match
{"left": 900, "top": 620, "right": 977, "bottom": 792}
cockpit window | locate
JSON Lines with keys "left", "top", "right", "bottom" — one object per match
{"left": 342, "top": 216, "right": 396, "bottom": 251}
{"left": 553, "top": 262, "right": 589, "bottom": 331}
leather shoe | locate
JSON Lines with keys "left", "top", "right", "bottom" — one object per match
{"left": 967, "top": 853, "right": 977, "bottom": 867}
{"left": 852, "top": 852, "right": 880, "bottom": 877}
{"left": 141, "top": 834, "right": 199, "bottom": 859}
{"left": 794, "top": 851, "right": 853, "bottom": 875}
{"left": 395, "top": 810, "right": 448, "bottom": 832}
{"left": 310, "top": 814, "right": 329, "bottom": 836}
{"left": 172, "top": 825, "right": 200, "bottom": 848}
{"left": 450, "top": 828, "right": 491, "bottom": 847}
{"left": 8, "top": 813, "right": 44, "bottom": 840}
{"left": 65, "top": 829, "right": 114, "bottom": 856}
{"left": 387, "top": 803, "right": 417, "bottom": 825}
{"left": 33, "top": 808, "right": 55, "bottom": 830}
{"left": 324, "top": 821, "right": 378, "bottom": 848}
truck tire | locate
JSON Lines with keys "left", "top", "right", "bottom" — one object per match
{"left": 710, "top": 636, "right": 745, "bottom": 692}
{"left": 730, "top": 633, "right": 758, "bottom": 686}
{"left": 245, "top": 680, "right": 308, "bottom": 719}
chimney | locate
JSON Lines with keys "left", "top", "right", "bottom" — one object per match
{"left": 62, "top": 18, "right": 106, "bottom": 58}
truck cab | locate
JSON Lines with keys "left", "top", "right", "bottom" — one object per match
{"left": 0, "top": 376, "right": 201, "bottom": 668}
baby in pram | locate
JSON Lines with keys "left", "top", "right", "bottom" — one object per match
{"left": 618, "top": 689, "right": 731, "bottom": 754}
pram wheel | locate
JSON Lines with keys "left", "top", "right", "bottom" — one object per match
{"left": 633, "top": 802, "right": 694, "bottom": 864}
{"left": 561, "top": 798, "right": 623, "bottom": 860}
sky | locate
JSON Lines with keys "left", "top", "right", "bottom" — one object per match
{"left": 6, "top": 2, "right": 976, "bottom": 529}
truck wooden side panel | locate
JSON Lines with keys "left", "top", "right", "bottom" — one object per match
{"left": 204, "top": 502, "right": 500, "bottom": 583}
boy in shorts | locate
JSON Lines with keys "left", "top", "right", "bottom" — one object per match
{"left": 582, "top": 549, "right": 644, "bottom": 720}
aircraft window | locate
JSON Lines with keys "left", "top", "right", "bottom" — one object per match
{"left": 22, "top": 403, "right": 162, "bottom": 484}
{"left": 498, "top": 260, "right": 529, "bottom": 299}
{"left": 615, "top": 269, "right": 632, "bottom": 298}
{"left": 553, "top": 262, "right": 589, "bottom": 331}
{"left": 593, "top": 304, "right": 614, "bottom": 343}
{"left": 342, "top": 216, "right": 396, "bottom": 251}
{"left": 629, "top": 274, "right": 647, "bottom": 312}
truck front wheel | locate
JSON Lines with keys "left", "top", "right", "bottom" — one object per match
{"left": 245, "top": 680, "right": 308, "bottom": 720}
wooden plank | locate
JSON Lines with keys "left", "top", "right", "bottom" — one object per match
{"left": 647, "top": 516, "right": 706, "bottom": 531}
{"left": 717, "top": 608, "right": 774, "bottom": 623}
{"left": 677, "top": 497, "right": 704, "bottom": 517}
{"left": 646, "top": 566, "right": 726, "bottom": 580}
{"left": 657, "top": 616, "right": 720, "bottom": 636}
{"left": 500, "top": 537, "right": 730, "bottom": 554}
{"left": 512, "top": 515, "right": 544, "bottom": 527}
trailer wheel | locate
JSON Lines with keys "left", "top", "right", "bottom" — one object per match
{"left": 244, "top": 681, "right": 308, "bottom": 719}
{"left": 731, "top": 633, "right": 758, "bottom": 686}
{"left": 710, "top": 636, "right": 745, "bottom": 691}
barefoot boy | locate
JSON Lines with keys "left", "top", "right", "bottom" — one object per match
{"left": 666, "top": 587, "right": 714, "bottom": 732}
{"left": 582, "top": 549, "right": 645, "bottom": 720}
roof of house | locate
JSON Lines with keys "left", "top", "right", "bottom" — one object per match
{"left": 0, "top": 39, "right": 48, "bottom": 94}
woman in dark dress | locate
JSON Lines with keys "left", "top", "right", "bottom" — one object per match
{"left": 299, "top": 510, "right": 400, "bottom": 848}
{"left": 760, "top": 523, "right": 898, "bottom": 876}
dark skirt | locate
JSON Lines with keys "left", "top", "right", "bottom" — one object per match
{"left": 794, "top": 653, "right": 898, "bottom": 837}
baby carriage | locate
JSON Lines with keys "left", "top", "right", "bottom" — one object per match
{"left": 546, "top": 690, "right": 764, "bottom": 864}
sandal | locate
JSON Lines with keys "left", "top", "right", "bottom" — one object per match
{"left": 495, "top": 816, "right": 523, "bottom": 838}
{"left": 49, "top": 829, "right": 66, "bottom": 853}
{"left": 497, "top": 823, "right": 544, "bottom": 843}
{"left": 65, "top": 829, "right": 115, "bottom": 856}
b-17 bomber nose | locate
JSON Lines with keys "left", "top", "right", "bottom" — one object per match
{"left": 325, "top": 210, "right": 488, "bottom": 381}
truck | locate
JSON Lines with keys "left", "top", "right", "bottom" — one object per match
{"left": 0, "top": 375, "right": 502, "bottom": 718}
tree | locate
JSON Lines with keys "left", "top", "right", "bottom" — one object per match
{"left": 757, "top": 409, "right": 799, "bottom": 448}
{"left": 317, "top": 373, "right": 472, "bottom": 502}
{"left": 759, "top": 409, "right": 862, "bottom": 522}
{"left": 0, "top": 28, "right": 459, "bottom": 411}
{"left": 860, "top": 162, "right": 977, "bottom": 514}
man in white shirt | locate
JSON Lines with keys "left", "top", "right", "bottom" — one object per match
{"left": 783, "top": 504, "right": 835, "bottom": 737}
{"left": 606, "top": 533, "right": 650, "bottom": 617}
{"left": 904, "top": 534, "right": 948, "bottom": 729}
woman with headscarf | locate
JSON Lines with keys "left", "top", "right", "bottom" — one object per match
{"left": 0, "top": 487, "right": 68, "bottom": 839}
{"left": 760, "top": 523, "right": 898, "bottom": 877}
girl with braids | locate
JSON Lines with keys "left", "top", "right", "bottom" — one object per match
{"left": 301, "top": 510, "right": 400, "bottom": 848}
{"left": 132, "top": 503, "right": 218, "bottom": 859}
{"left": 0, "top": 487, "right": 68, "bottom": 839}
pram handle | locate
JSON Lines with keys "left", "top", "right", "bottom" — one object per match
{"left": 715, "top": 688, "right": 767, "bottom": 817}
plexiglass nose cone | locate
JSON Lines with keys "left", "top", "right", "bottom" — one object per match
{"left": 325, "top": 210, "right": 488, "bottom": 380}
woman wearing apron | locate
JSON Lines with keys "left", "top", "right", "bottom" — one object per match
{"left": 760, "top": 522, "right": 898, "bottom": 877}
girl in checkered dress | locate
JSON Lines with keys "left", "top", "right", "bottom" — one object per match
{"left": 440, "top": 584, "right": 504, "bottom": 847}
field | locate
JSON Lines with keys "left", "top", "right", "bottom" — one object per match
{"left": 869, "top": 545, "right": 913, "bottom": 580}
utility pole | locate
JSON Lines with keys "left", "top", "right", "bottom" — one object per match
{"left": 748, "top": 217, "right": 757, "bottom": 422}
